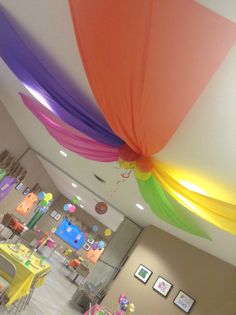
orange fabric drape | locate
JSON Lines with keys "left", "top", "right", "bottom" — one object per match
{"left": 69, "top": 0, "right": 236, "bottom": 156}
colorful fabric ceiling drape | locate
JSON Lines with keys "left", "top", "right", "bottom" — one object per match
{"left": 1, "top": 2, "right": 236, "bottom": 237}
{"left": 20, "top": 93, "right": 119, "bottom": 162}
{"left": 69, "top": 0, "right": 236, "bottom": 235}
{"left": 0, "top": 7, "right": 123, "bottom": 148}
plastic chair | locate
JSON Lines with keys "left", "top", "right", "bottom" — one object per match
{"left": 0, "top": 254, "right": 16, "bottom": 305}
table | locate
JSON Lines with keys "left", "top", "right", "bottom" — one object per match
{"left": 0, "top": 243, "right": 50, "bottom": 306}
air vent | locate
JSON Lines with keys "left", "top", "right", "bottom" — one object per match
{"left": 93, "top": 173, "right": 106, "bottom": 183}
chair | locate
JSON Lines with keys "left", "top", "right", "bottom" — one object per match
{"left": 0, "top": 214, "right": 14, "bottom": 241}
{"left": 0, "top": 254, "right": 16, "bottom": 305}
{"left": 20, "top": 230, "right": 38, "bottom": 248}
{"left": 71, "top": 263, "right": 90, "bottom": 285}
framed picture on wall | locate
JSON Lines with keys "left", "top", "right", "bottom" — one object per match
{"left": 134, "top": 264, "right": 152, "bottom": 284}
{"left": 173, "top": 290, "right": 195, "bottom": 313}
{"left": 87, "top": 238, "right": 94, "bottom": 245}
{"left": 50, "top": 210, "right": 57, "bottom": 218}
{"left": 83, "top": 243, "right": 91, "bottom": 251}
{"left": 15, "top": 182, "right": 24, "bottom": 191}
{"left": 54, "top": 213, "right": 62, "bottom": 222}
{"left": 153, "top": 276, "right": 173, "bottom": 297}
{"left": 23, "top": 187, "right": 31, "bottom": 196}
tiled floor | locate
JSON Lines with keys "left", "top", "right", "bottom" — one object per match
{"left": 2, "top": 253, "right": 82, "bottom": 315}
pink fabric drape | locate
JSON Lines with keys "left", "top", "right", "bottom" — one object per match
{"left": 20, "top": 93, "right": 119, "bottom": 162}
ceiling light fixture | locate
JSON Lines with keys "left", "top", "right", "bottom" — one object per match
{"left": 76, "top": 195, "right": 81, "bottom": 200}
{"left": 60, "top": 150, "right": 67, "bottom": 157}
{"left": 136, "top": 203, "right": 144, "bottom": 210}
{"left": 79, "top": 204, "right": 84, "bottom": 208}
{"left": 72, "top": 183, "right": 77, "bottom": 188}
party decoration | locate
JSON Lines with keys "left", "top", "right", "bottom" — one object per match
{"left": 98, "top": 240, "right": 105, "bottom": 250}
{"left": 20, "top": 94, "right": 120, "bottom": 162}
{"left": 72, "top": 196, "right": 79, "bottom": 205}
{"left": 45, "top": 192, "right": 53, "bottom": 201}
{"left": 95, "top": 202, "right": 108, "bottom": 215}
{"left": 16, "top": 192, "right": 38, "bottom": 216}
{"left": 104, "top": 228, "right": 112, "bottom": 237}
{"left": 92, "top": 225, "right": 99, "bottom": 232}
{"left": 37, "top": 191, "right": 46, "bottom": 200}
{"left": 88, "top": 233, "right": 93, "bottom": 240}
{"left": 0, "top": 8, "right": 123, "bottom": 148}
{"left": 1, "top": 3, "right": 236, "bottom": 237}
{"left": 40, "top": 199, "right": 48, "bottom": 207}
{"left": 70, "top": 0, "right": 236, "bottom": 155}
{"left": 69, "top": 205, "right": 76, "bottom": 213}
{"left": 69, "top": 0, "right": 236, "bottom": 235}
{"left": 92, "top": 243, "right": 98, "bottom": 251}
{"left": 63, "top": 204, "right": 70, "bottom": 212}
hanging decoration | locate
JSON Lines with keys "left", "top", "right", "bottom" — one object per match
{"left": 69, "top": 204, "right": 76, "bottom": 213}
{"left": 16, "top": 192, "right": 38, "bottom": 216}
{"left": 63, "top": 204, "right": 70, "bottom": 212}
{"left": 95, "top": 202, "right": 108, "bottom": 215}
{"left": 1, "top": 3, "right": 236, "bottom": 236}
{"left": 92, "top": 225, "right": 99, "bottom": 232}
{"left": 104, "top": 228, "right": 112, "bottom": 237}
{"left": 69, "top": 0, "right": 236, "bottom": 235}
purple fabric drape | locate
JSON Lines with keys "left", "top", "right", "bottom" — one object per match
{"left": 20, "top": 93, "right": 119, "bottom": 162}
{"left": 0, "top": 7, "right": 124, "bottom": 148}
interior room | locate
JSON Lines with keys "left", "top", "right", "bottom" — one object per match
{"left": 0, "top": 1, "right": 236, "bottom": 315}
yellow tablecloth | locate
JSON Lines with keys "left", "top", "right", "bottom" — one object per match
{"left": 0, "top": 243, "right": 50, "bottom": 306}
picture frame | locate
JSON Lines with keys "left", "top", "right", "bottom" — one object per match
{"left": 87, "top": 238, "right": 94, "bottom": 245}
{"left": 173, "top": 290, "right": 195, "bottom": 314}
{"left": 23, "top": 187, "right": 31, "bottom": 196}
{"left": 134, "top": 264, "right": 152, "bottom": 284}
{"left": 54, "top": 213, "right": 62, "bottom": 222}
{"left": 153, "top": 276, "right": 173, "bottom": 297}
{"left": 50, "top": 210, "right": 57, "bottom": 218}
{"left": 83, "top": 243, "right": 91, "bottom": 251}
{"left": 15, "top": 182, "right": 24, "bottom": 191}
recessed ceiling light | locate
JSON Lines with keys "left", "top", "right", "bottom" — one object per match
{"left": 79, "top": 204, "right": 84, "bottom": 208}
{"left": 76, "top": 195, "right": 81, "bottom": 200}
{"left": 72, "top": 183, "right": 77, "bottom": 188}
{"left": 136, "top": 203, "right": 144, "bottom": 210}
{"left": 60, "top": 150, "right": 67, "bottom": 157}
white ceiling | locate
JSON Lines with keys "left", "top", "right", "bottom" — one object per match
{"left": 0, "top": 0, "right": 236, "bottom": 266}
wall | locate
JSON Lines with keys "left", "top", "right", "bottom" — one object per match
{"left": 103, "top": 226, "right": 236, "bottom": 315}
{"left": 0, "top": 102, "right": 59, "bottom": 222}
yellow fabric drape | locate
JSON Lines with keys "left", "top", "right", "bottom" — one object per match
{"left": 152, "top": 161, "right": 236, "bottom": 235}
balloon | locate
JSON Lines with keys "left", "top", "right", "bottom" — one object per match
{"left": 92, "top": 225, "right": 99, "bottom": 232}
{"left": 105, "top": 228, "right": 112, "bottom": 237}
{"left": 84, "top": 232, "right": 88, "bottom": 239}
{"left": 136, "top": 156, "right": 153, "bottom": 173}
{"left": 40, "top": 199, "right": 48, "bottom": 207}
{"left": 45, "top": 193, "right": 53, "bottom": 201}
{"left": 134, "top": 169, "right": 151, "bottom": 181}
{"left": 92, "top": 243, "right": 98, "bottom": 250}
{"left": 69, "top": 205, "right": 76, "bottom": 213}
{"left": 95, "top": 202, "right": 108, "bottom": 215}
{"left": 63, "top": 204, "right": 70, "bottom": 211}
{"left": 98, "top": 240, "right": 105, "bottom": 250}
{"left": 37, "top": 191, "right": 46, "bottom": 200}
{"left": 119, "top": 144, "right": 139, "bottom": 162}
{"left": 72, "top": 196, "right": 79, "bottom": 205}
{"left": 88, "top": 233, "right": 93, "bottom": 240}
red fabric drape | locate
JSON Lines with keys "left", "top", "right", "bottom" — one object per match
{"left": 70, "top": 0, "right": 236, "bottom": 156}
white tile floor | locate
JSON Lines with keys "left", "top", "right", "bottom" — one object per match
{"left": 2, "top": 253, "right": 82, "bottom": 315}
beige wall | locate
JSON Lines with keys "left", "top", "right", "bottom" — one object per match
{"left": 0, "top": 102, "right": 59, "bottom": 222}
{"left": 103, "top": 226, "right": 236, "bottom": 315}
